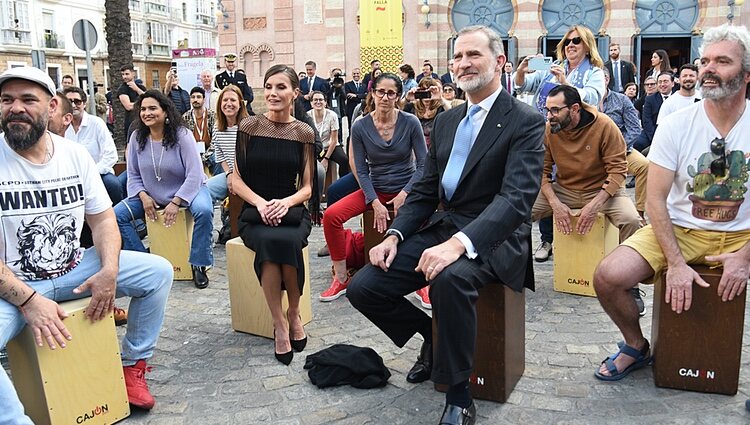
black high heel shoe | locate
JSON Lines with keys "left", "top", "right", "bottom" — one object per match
{"left": 288, "top": 312, "right": 307, "bottom": 352}
{"left": 273, "top": 330, "right": 293, "bottom": 365}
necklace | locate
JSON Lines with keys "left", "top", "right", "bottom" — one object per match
{"left": 373, "top": 111, "right": 397, "bottom": 137}
{"left": 44, "top": 132, "right": 53, "bottom": 163}
{"left": 150, "top": 140, "right": 165, "bottom": 181}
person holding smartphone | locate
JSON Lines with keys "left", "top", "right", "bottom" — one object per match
{"left": 515, "top": 25, "right": 605, "bottom": 116}
{"left": 514, "top": 24, "right": 606, "bottom": 265}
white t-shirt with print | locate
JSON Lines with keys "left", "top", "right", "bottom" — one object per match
{"left": 649, "top": 100, "right": 750, "bottom": 231}
{"left": 0, "top": 133, "right": 111, "bottom": 281}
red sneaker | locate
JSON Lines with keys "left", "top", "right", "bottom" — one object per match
{"left": 123, "top": 360, "right": 155, "bottom": 410}
{"left": 414, "top": 287, "right": 431, "bottom": 309}
{"left": 319, "top": 277, "right": 349, "bottom": 302}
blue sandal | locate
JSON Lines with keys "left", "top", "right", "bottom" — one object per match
{"left": 594, "top": 340, "right": 651, "bottom": 381}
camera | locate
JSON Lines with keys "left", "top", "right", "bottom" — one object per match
{"left": 414, "top": 90, "right": 431, "bottom": 100}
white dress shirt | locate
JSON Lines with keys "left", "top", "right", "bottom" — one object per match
{"left": 64, "top": 112, "right": 118, "bottom": 175}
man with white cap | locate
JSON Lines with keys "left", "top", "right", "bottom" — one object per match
{"left": 0, "top": 67, "right": 174, "bottom": 422}
{"left": 215, "top": 52, "right": 254, "bottom": 114}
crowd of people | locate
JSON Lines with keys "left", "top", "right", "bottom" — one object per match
{"left": 0, "top": 21, "right": 749, "bottom": 425}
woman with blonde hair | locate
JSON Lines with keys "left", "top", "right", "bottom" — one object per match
{"left": 206, "top": 84, "right": 250, "bottom": 202}
{"left": 515, "top": 24, "right": 606, "bottom": 114}
{"left": 402, "top": 77, "right": 448, "bottom": 149}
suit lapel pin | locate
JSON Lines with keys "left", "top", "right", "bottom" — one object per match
{"left": 496, "top": 123, "right": 502, "bottom": 128}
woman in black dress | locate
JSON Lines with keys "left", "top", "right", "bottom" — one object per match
{"left": 231, "top": 65, "right": 316, "bottom": 365}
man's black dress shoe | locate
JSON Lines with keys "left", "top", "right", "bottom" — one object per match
{"left": 439, "top": 402, "right": 476, "bottom": 425}
{"left": 192, "top": 266, "right": 209, "bottom": 289}
{"left": 406, "top": 341, "right": 432, "bottom": 383}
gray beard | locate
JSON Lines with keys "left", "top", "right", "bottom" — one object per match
{"left": 2, "top": 115, "right": 47, "bottom": 152}
{"left": 701, "top": 71, "right": 744, "bottom": 100}
{"left": 457, "top": 69, "right": 495, "bottom": 94}
{"left": 550, "top": 123, "right": 563, "bottom": 134}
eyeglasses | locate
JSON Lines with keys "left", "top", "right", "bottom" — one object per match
{"left": 68, "top": 98, "right": 84, "bottom": 106}
{"left": 563, "top": 37, "right": 582, "bottom": 47}
{"left": 443, "top": 88, "right": 454, "bottom": 92}
{"left": 312, "top": 98, "right": 325, "bottom": 103}
{"left": 710, "top": 137, "right": 727, "bottom": 177}
{"left": 644, "top": 82, "right": 657, "bottom": 87}
{"left": 543, "top": 105, "right": 570, "bottom": 116}
{"left": 373, "top": 89, "right": 399, "bottom": 99}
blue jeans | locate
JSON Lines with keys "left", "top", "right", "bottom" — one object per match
{"left": 114, "top": 186, "right": 215, "bottom": 267}
{"left": 0, "top": 248, "right": 173, "bottom": 424}
{"left": 117, "top": 171, "right": 128, "bottom": 198}
{"left": 326, "top": 173, "right": 359, "bottom": 206}
{"left": 206, "top": 172, "right": 227, "bottom": 203}
{"left": 101, "top": 172, "right": 123, "bottom": 205}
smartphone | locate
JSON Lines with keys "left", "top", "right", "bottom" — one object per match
{"left": 414, "top": 90, "right": 431, "bottom": 99}
{"left": 528, "top": 57, "right": 554, "bottom": 71}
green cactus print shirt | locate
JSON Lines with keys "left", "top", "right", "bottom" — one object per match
{"left": 649, "top": 100, "right": 750, "bottom": 229}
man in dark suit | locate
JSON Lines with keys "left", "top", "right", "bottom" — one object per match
{"left": 361, "top": 59, "right": 380, "bottom": 89}
{"left": 500, "top": 61, "right": 515, "bottom": 95}
{"left": 344, "top": 68, "right": 367, "bottom": 131}
{"left": 441, "top": 59, "right": 464, "bottom": 99}
{"left": 347, "top": 25, "right": 545, "bottom": 425}
{"left": 633, "top": 71, "right": 674, "bottom": 151}
{"left": 604, "top": 43, "right": 636, "bottom": 93}
{"left": 215, "top": 53, "right": 254, "bottom": 114}
{"left": 299, "top": 60, "right": 331, "bottom": 111}
{"left": 634, "top": 76, "right": 657, "bottom": 118}
{"left": 416, "top": 62, "right": 440, "bottom": 83}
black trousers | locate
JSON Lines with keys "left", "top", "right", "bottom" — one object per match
{"left": 347, "top": 220, "right": 494, "bottom": 386}
{"left": 327, "top": 144, "right": 350, "bottom": 178}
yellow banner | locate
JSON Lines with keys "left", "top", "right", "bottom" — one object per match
{"left": 359, "top": 0, "right": 403, "bottom": 74}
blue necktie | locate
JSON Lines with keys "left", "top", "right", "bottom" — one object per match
{"left": 442, "top": 105, "right": 481, "bottom": 200}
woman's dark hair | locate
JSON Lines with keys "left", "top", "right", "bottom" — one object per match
{"left": 134, "top": 90, "right": 184, "bottom": 152}
{"left": 623, "top": 82, "right": 638, "bottom": 96}
{"left": 264, "top": 64, "right": 300, "bottom": 90}
{"left": 373, "top": 72, "right": 404, "bottom": 96}
{"left": 399, "top": 64, "right": 415, "bottom": 80}
{"left": 653, "top": 49, "right": 671, "bottom": 72}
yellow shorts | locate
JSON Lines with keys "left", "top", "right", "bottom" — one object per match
{"left": 621, "top": 224, "right": 750, "bottom": 283}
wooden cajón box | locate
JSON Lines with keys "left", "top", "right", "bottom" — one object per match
{"left": 7, "top": 298, "right": 130, "bottom": 425}
{"left": 553, "top": 212, "right": 618, "bottom": 297}
{"left": 146, "top": 208, "right": 194, "bottom": 280}
{"left": 434, "top": 283, "right": 525, "bottom": 403}
{"left": 652, "top": 265, "right": 746, "bottom": 395}
{"left": 362, "top": 209, "right": 393, "bottom": 265}
{"left": 226, "top": 238, "right": 312, "bottom": 339}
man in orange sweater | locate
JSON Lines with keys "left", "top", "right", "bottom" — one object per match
{"left": 531, "top": 84, "right": 641, "bottom": 245}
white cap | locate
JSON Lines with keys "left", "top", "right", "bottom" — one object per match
{"left": 0, "top": 66, "right": 57, "bottom": 97}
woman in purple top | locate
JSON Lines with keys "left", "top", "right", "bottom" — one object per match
{"left": 320, "top": 73, "right": 427, "bottom": 302}
{"left": 114, "top": 90, "right": 214, "bottom": 289}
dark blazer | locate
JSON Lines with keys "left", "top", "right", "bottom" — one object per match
{"left": 633, "top": 92, "right": 664, "bottom": 151}
{"left": 215, "top": 70, "right": 254, "bottom": 114}
{"left": 440, "top": 72, "right": 454, "bottom": 85}
{"left": 604, "top": 59, "right": 636, "bottom": 92}
{"left": 299, "top": 75, "right": 331, "bottom": 111}
{"left": 344, "top": 79, "right": 367, "bottom": 122}
{"left": 389, "top": 89, "right": 546, "bottom": 292}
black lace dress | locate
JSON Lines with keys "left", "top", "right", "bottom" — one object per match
{"left": 235, "top": 114, "right": 316, "bottom": 291}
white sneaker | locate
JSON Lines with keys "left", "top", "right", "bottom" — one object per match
{"left": 534, "top": 241, "right": 553, "bottom": 262}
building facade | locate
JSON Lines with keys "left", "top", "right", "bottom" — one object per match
{"left": 218, "top": 0, "right": 747, "bottom": 88}
{"left": 0, "top": 0, "right": 218, "bottom": 91}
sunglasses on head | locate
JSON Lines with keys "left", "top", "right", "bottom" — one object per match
{"left": 563, "top": 37, "right": 582, "bottom": 47}
{"left": 710, "top": 137, "right": 728, "bottom": 177}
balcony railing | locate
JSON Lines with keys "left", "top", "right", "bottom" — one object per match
{"left": 42, "top": 32, "right": 65, "bottom": 49}
{"left": 129, "top": 0, "right": 141, "bottom": 12}
{"left": 144, "top": 1, "right": 169, "bottom": 15}
{"left": 1, "top": 28, "right": 31, "bottom": 45}
{"left": 195, "top": 14, "right": 215, "bottom": 26}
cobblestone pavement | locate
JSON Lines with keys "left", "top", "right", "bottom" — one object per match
{"left": 6, "top": 211, "right": 750, "bottom": 424}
